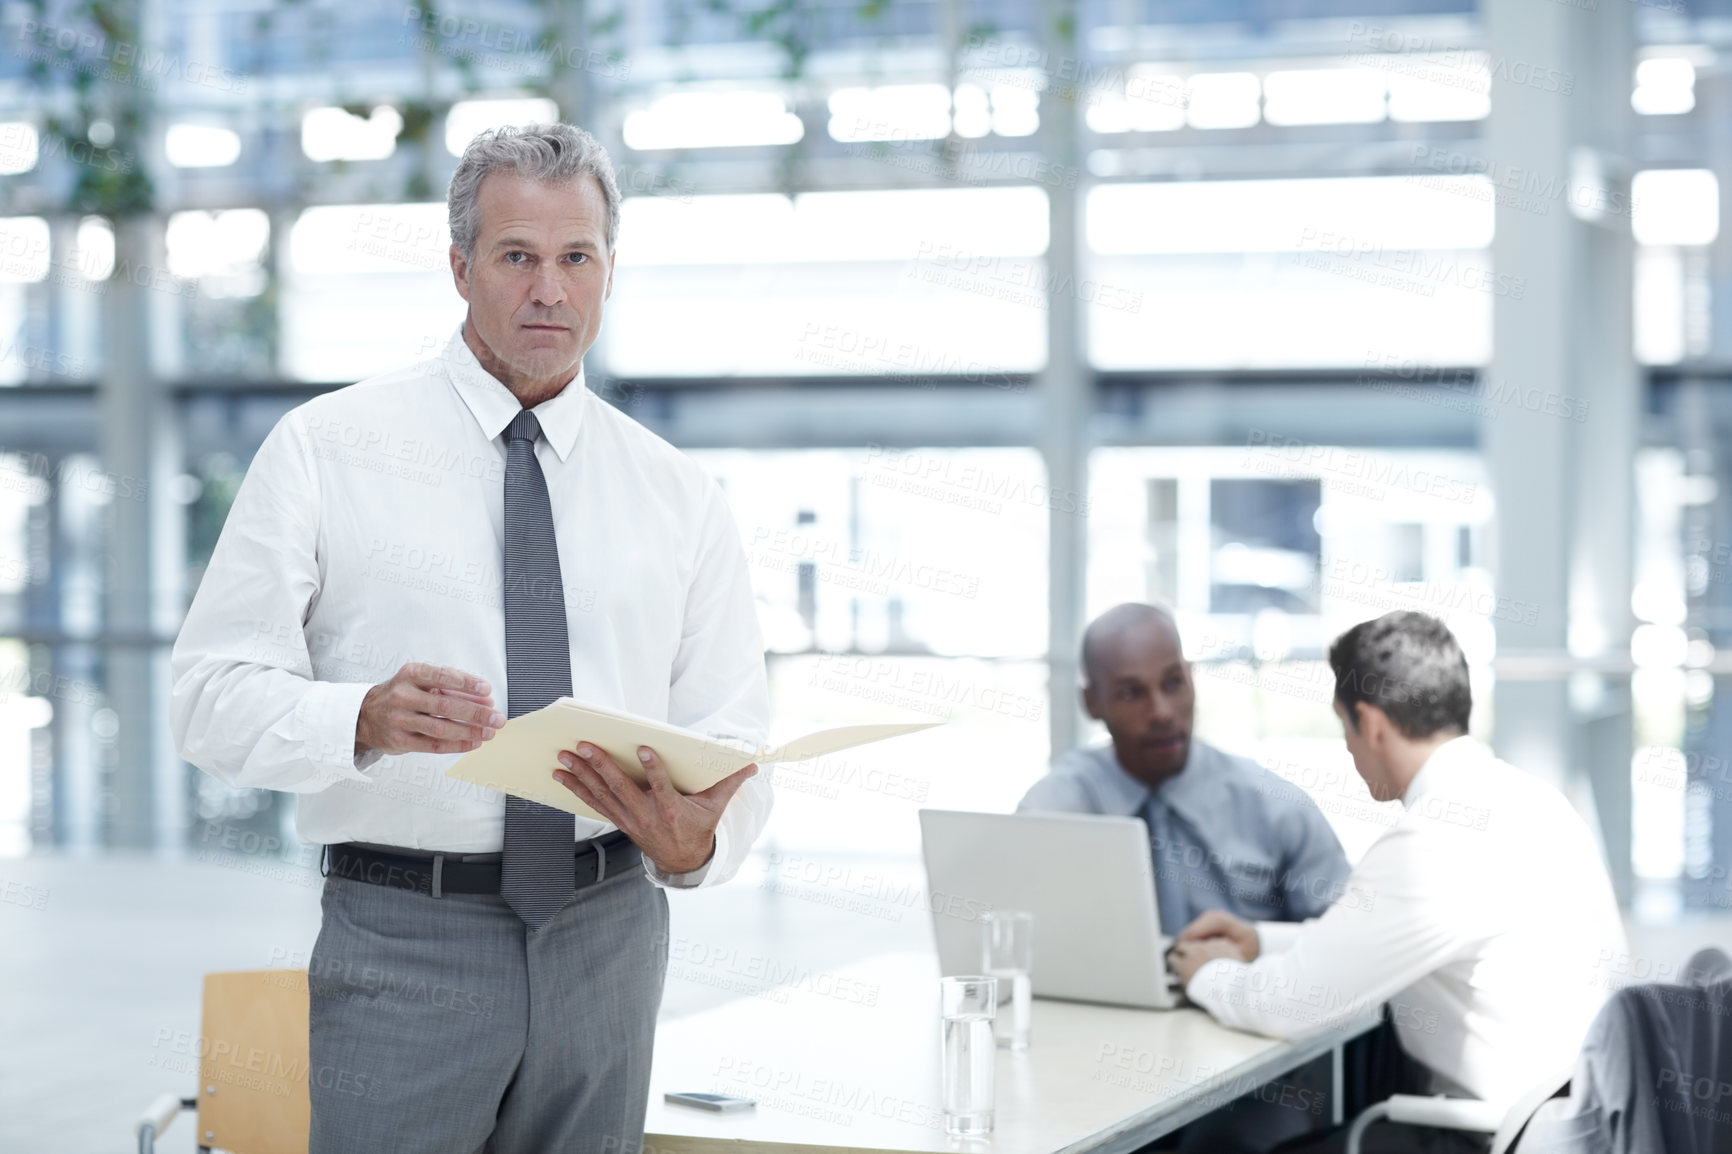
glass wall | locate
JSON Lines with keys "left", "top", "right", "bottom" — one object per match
{"left": 0, "top": 0, "right": 1724, "bottom": 910}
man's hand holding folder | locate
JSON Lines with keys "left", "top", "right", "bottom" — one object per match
{"left": 552, "top": 742, "right": 756, "bottom": 875}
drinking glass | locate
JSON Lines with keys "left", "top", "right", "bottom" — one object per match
{"left": 939, "top": 974, "right": 997, "bottom": 1136}
{"left": 981, "top": 910, "right": 1033, "bottom": 1051}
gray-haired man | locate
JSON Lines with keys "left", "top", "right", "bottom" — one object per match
{"left": 172, "top": 124, "right": 773, "bottom": 1151}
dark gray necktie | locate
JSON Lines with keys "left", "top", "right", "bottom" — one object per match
{"left": 500, "top": 410, "right": 576, "bottom": 928}
{"left": 1143, "top": 794, "right": 1190, "bottom": 938}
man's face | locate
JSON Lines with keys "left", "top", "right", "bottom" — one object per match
{"left": 450, "top": 170, "right": 613, "bottom": 402}
{"left": 1083, "top": 620, "right": 1194, "bottom": 785}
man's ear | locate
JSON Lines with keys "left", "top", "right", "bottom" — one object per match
{"left": 604, "top": 251, "right": 615, "bottom": 301}
{"left": 1358, "top": 702, "right": 1390, "bottom": 744}
{"left": 1080, "top": 684, "right": 1102, "bottom": 721}
{"left": 450, "top": 244, "right": 471, "bottom": 302}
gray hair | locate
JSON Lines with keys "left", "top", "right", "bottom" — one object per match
{"left": 447, "top": 122, "right": 620, "bottom": 260}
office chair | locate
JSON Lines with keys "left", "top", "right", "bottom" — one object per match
{"left": 1347, "top": 948, "right": 1732, "bottom": 1154}
{"left": 1343, "top": 1067, "right": 1570, "bottom": 1154}
{"left": 135, "top": 969, "right": 310, "bottom": 1154}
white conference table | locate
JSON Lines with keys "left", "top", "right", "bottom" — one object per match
{"left": 645, "top": 951, "right": 1377, "bottom": 1154}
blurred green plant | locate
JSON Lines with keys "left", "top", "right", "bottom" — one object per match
{"left": 20, "top": 0, "right": 154, "bottom": 217}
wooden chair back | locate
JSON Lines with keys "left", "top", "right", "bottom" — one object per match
{"left": 196, "top": 969, "right": 311, "bottom": 1154}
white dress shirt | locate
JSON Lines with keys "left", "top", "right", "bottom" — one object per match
{"left": 171, "top": 329, "right": 773, "bottom": 888}
{"left": 1186, "top": 736, "right": 1627, "bottom": 1109}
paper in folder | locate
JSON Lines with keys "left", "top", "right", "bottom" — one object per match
{"left": 445, "top": 698, "right": 941, "bottom": 822}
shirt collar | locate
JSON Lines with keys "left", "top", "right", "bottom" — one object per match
{"left": 1083, "top": 745, "right": 1154, "bottom": 816}
{"left": 1156, "top": 738, "right": 1226, "bottom": 807}
{"left": 438, "top": 325, "right": 588, "bottom": 461}
{"left": 1401, "top": 734, "right": 1486, "bottom": 808}
{"left": 1151, "top": 741, "right": 1231, "bottom": 827}
{"left": 1085, "top": 739, "right": 1222, "bottom": 817}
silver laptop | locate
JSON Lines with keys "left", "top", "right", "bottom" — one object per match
{"left": 918, "top": 809, "right": 1178, "bottom": 1010}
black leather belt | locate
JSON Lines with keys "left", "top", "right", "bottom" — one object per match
{"left": 324, "top": 832, "right": 639, "bottom": 898}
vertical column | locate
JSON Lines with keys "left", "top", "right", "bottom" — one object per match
{"left": 1567, "top": 6, "right": 1638, "bottom": 907}
{"left": 1677, "top": 380, "right": 1732, "bottom": 911}
{"left": 1040, "top": 0, "right": 1088, "bottom": 760}
{"left": 1708, "top": 66, "right": 1732, "bottom": 360}
{"left": 1484, "top": 0, "right": 1637, "bottom": 901}
{"left": 266, "top": 206, "right": 297, "bottom": 377}
{"left": 151, "top": 398, "right": 186, "bottom": 852}
{"left": 101, "top": 214, "right": 162, "bottom": 848}
{"left": 549, "top": 0, "right": 593, "bottom": 134}
{"left": 1687, "top": 24, "right": 1732, "bottom": 913}
{"left": 22, "top": 465, "right": 61, "bottom": 850}
{"left": 548, "top": 0, "right": 622, "bottom": 397}
{"left": 56, "top": 452, "right": 104, "bottom": 853}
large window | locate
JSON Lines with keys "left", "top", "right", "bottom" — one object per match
{"left": 1090, "top": 445, "right": 1491, "bottom": 859}
{"left": 696, "top": 447, "right": 1051, "bottom": 854}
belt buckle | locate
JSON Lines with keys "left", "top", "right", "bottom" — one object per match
{"left": 431, "top": 854, "right": 445, "bottom": 898}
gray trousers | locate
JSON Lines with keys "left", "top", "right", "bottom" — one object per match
{"left": 308, "top": 864, "right": 669, "bottom": 1154}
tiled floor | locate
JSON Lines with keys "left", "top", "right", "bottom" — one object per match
{"left": 4, "top": 852, "right": 1729, "bottom": 1152}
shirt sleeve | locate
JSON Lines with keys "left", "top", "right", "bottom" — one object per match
{"left": 1254, "top": 918, "right": 1307, "bottom": 956}
{"left": 170, "top": 412, "right": 380, "bottom": 792}
{"left": 1186, "top": 826, "right": 1460, "bottom": 1039}
{"left": 650, "top": 479, "right": 772, "bottom": 890}
{"left": 643, "top": 824, "right": 730, "bottom": 889}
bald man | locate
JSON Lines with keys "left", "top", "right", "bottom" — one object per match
{"left": 1019, "top": 603, "right": 1350, "bottom": 939}
{"left": 1018, "top": 604, "right": 1355, "bottom": 1152}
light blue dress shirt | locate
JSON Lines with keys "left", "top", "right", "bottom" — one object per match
{"left": 1017, "top": 740, "right": 1351, "bottom": 937}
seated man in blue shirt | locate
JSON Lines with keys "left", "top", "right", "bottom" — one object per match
{"left": 1020, "top": 602, "right": 1352, "bottom": 1154}
{"left": 1020, "top": 602, "right": 1351, "bottom": 935}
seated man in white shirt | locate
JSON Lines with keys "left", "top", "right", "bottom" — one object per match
{"left": 1022, "top": 602, "right": 1352, "bottom": 1153}
{"left": 1168, "top": 610, "right": 1629, "bottom": 1154}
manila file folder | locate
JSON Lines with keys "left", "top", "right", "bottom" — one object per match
{"left": 445, "top": 699, "right": 941, "bottom": 822}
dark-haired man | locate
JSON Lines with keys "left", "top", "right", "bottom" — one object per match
{"left": 1019, "top": 603, "right": 1350, "bottom": 935}
{"left": 1021, "top": 603, "right": 1353, "bottom": 1153}
{"left": 1170, "top": 612, "right": 1628, "bottom": 1153}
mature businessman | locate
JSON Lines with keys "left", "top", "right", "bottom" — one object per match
{"left": 171, "top": 124, "right": 772, "bottom": 1152}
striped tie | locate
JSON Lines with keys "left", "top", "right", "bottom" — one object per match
{"left": 500, "top": 410, "right": 577, "bottom": 928}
